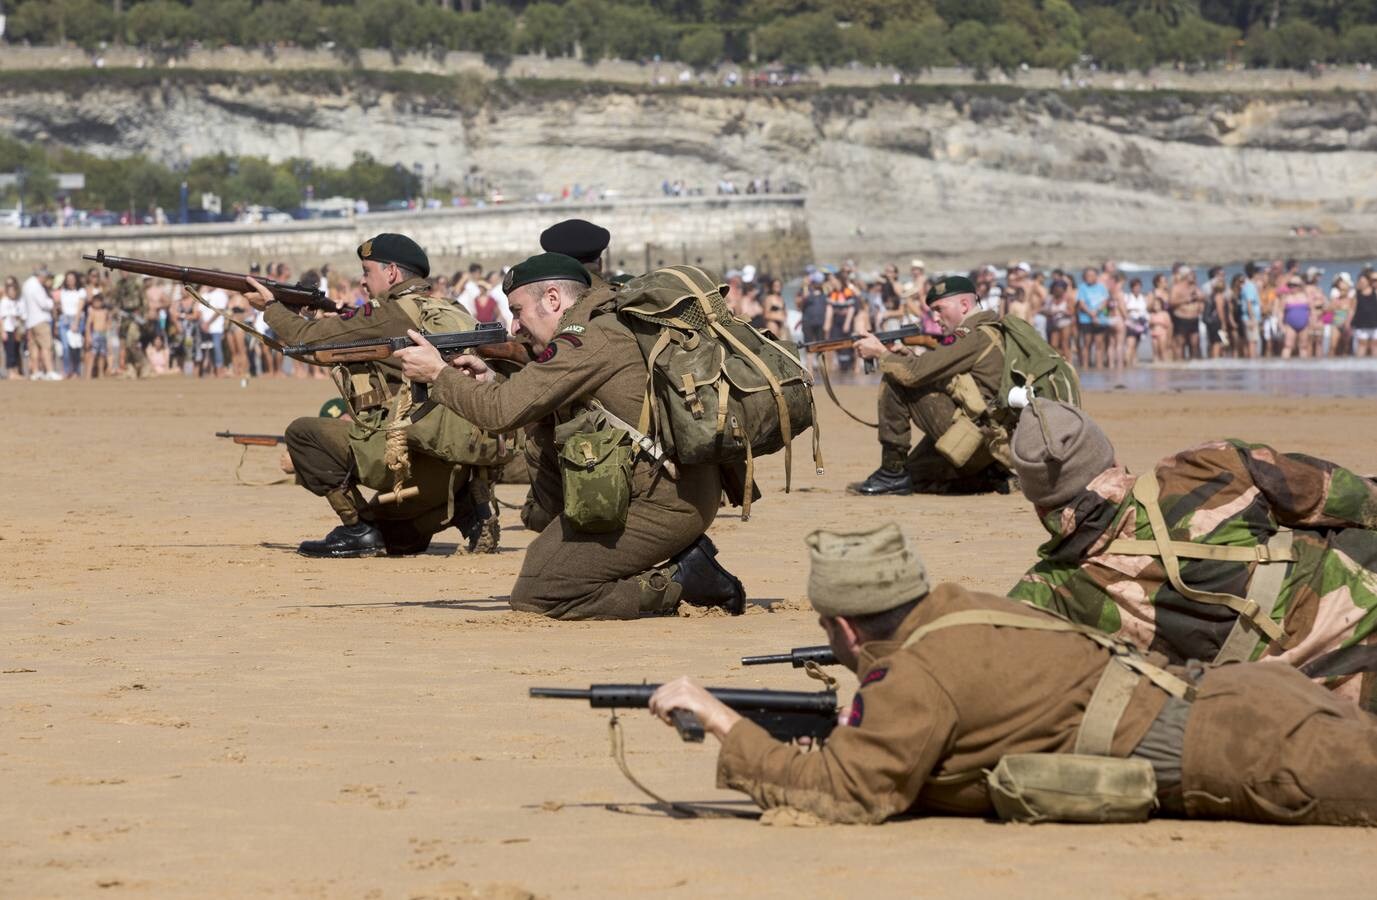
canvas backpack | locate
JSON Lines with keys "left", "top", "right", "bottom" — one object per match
{"left": 977, "top": 315, "right": 1082, "bottom": 420}
{"left": 612, "top": 265, "right": 822, "bottom": 518}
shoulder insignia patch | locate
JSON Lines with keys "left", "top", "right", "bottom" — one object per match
{"left": 534, "top": 343, "right": 558, "bottom": 364}
{"left": 558, "top": 324, "right": 587, "bottom": 336}
{"left": 861, "top": 667, "right": 888, "bottom": 687}
{"left": 554, "top": 333, "right": 583, "bottom": 349}
{"left": 846, "top": 694, "right": 865, "bottom": 727}
{"left": 362, "top": 302, "right": 374, "bottom": 317}
{"left": 338, "top": 305, "right": 357, "bottom": 321}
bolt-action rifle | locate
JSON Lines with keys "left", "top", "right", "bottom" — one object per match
{"left": 83, "top": 250, "right": 336, "bottom": 312}
{"left": 741, "top": 645, "right": 838, "bottom": 668}
{"left": 530, "top": 684, "right": 838, "bottom": 744}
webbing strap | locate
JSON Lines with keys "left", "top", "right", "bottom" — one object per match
{"left": 1125, "top": 476, "right": 1286, "bottom": 643}
{"left": 1214, "top": 529, "right": 1294, "bottom": 664}
{"left": 900, "top": 608, "right": 1195, "bottom": 701}
{"left": 1105, "top": 538, "right": 1294, "bottom": 563}
{"left": 664, "top": 268, "right": 796, "bottom": 493}
{"left": 637, "top": 330, "right": 674, "bottom": 438}
{"left": 818, "top": 353, "right": 879, "bottom": 427}
{"left": 1073, "top": 660, "right": 1139, "bottom": 756}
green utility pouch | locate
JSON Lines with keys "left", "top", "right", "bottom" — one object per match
{"left": 987, "top": 754, "right": 1158, "bottom": 824}
{"left": 558, "top": 427, "right": 633, "bottom": 534}
{"left": 406, "top": 403, "right": 508, "bottom": 467}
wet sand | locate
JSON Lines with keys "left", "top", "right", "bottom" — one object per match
{"left": 3, "top": 378, "right": 1375, "bottom": 898}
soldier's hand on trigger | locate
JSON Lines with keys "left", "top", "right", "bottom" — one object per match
{"left": 852, "top": 332, "right": 889, "bottom": 361}
{"left": 242, "top": 276, "right": 274, "bottom": 311}
{"left": 393, "top": 329, "right": 448, "bottom": 384}
{"left": 448, "top": 352, "right": 495, "bottom": 384}
{"left": 648, "top": 676, "right": 742, "bottom": 741}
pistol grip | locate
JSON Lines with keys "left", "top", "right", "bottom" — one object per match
{"left": 671, "top": 709, "right": 705, "bottom": 742}
{"left": 411, "top": 382, "right": 429, "bottom": 405}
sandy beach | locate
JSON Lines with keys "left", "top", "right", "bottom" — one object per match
{"left": 3, "top": 376, "right": 1375, "bottom": 898}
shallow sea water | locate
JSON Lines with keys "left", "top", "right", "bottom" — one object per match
{"left": 1078, "top": 359, "right": 1377, "bottom": 398}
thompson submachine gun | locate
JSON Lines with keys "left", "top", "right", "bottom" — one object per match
{"left": 283, "top": 323, "right": 525, "bottom": 402}
{"left": 741, "top": 645, "right": 838, "bottom": 668}
{"left": 801, "top": 324, "right": 943, "bottom": 374}
{"left": 83, "top": 250, "right": 336, "bottom": 312}
{"left": 530, "top": 684, "right": 838, "bottom": 744}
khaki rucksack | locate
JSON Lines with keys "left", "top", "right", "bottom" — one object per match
{"left": 613, "top": 265, "right": 821, "bottom": 518}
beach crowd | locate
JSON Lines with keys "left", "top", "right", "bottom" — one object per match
{"left": 3, "top": 256, "right": 1376, "bottom": 382}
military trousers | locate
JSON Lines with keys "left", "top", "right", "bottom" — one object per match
{"left": 509, "top": 462, "right": 721, "bottom": 620}
{"left": 1181, "top": 663, "right": 1377, "bottom": 825}
{"left": 284, "top": 415, "right": 471, "bottom": 536}
{"left": 876, "top": 379, "right": 999, "bottom": 482}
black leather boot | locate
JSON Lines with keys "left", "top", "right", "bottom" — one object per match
{"left": 670, "top": 536, "right": 746, "bottom": 615}
{"left": 847, "top": 466, "right": 914, "bottom": 496}
{"left": 297, "top": 522, "right": 386, "bottom": 558}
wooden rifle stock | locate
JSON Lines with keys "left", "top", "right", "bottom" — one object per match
{"left": 216, "top": 431, "right": 286, "bottom": 447}
{"left": 84, "top": 250, "right": 335, "bottom": 312}
{"left": 802, "top": 324, "right": 940, "bottom": 354}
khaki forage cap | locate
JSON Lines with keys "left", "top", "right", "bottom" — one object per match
{"left": 806, "top": 523, "right": 930, "bottom": 617}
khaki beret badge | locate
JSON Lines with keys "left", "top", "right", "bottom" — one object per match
{"left": 359, "top": 240, "right": 373, "bottom": 258}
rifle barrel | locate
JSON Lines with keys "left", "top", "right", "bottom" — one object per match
{"left": 529, "top": 687, "right": 593, "bottom": 700}
{"left": 741, "top": 654, "right": 792, "bottom": 666}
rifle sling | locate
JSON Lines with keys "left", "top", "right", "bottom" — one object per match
{"left": 185, "top": 285, "right": 289, "bottom": 353}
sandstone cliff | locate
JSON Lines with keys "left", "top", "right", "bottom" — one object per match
{"left": 3, "top": 73, "right": 1375, "bottom": 265}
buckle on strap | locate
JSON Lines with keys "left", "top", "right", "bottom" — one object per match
{"left": 1255, "top": 544, "right": 1272, "bottom": 563}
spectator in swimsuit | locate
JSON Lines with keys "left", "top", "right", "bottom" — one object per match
{"left": 1280, "top": 275, "right": 1310, "bottom": 359}
{"left": 1168, "top": 265, "right": 1203, "bottom": 361}
{"left": 1122, "top": 277, "right": 1149, "bottom": 367}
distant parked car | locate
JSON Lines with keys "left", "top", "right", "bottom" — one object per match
{"left": 82, "top": 210, "right": 122, "bottom": 228}
{"left": 0, "top": 208, "right": 20, "bottom": 228}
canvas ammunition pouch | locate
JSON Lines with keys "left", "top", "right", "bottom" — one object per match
{"left": 555, "top": 413, "right": 633, "bottom": 534}
{"left": 937, "top": 368, "right": 1011, "bottom": 470}
{"left": 1105, "top": 475, "right": 1294, "bottom": 664}
{"left": 903, "top": 605, "right": 1196, "bottom": 823}
{"left": 341, "top": 292, "right": 507, "bottom": 479}
{"left": 613, "top": 265, "right": 820, "bottom": 519}
{"left": 988, "top": 754, "right": 1158, "bottom": 824}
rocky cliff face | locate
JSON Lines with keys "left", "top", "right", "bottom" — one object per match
{"left": 4, "top": 75, "right": 1375, "bottom": 265}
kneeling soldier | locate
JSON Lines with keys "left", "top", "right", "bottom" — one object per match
{"left": 245, "top": 233, "right": 501, "bottom": 558}
{"left": 648, "top": 523, "right": 1377, "bottom": 825}
{"left": 849, "top": 276, "right": 1015, "bottom": 496}
{"left": 396, "top": 252, "right": 745, "bottom": 619}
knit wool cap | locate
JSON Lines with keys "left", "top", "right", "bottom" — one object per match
{"left": 501, "top": 252, "right": 592, "bottom": 294}
{"left": 539, "top": 218, "right": 610, "bottom": 264}
{"left": 357, "top": 233, "right": 429, "bottom": 279}
{"left": 1010, "top": 400, "right": 1116, "bottom": 507}
{"left": 806, "top": 523, "right": 930, "bottom": 617}
{"left": 926, "top": 274, "right": 977, "bottom": 304}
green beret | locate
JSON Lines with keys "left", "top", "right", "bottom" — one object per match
{"left": 540, "top": 219, "right": 610, "bottom": 265}
{"left": 927, "top": 275, "right": 977, "bottom": 303}
{"left": 319, "top": 398, "right": 348, "bottom": 419}
{"left": 502, "top": 252, "right": 592, "bottom": 294}
{"left": 357, "top": 233, "right": 429, "bottom": 279}
{"left": 609, "top": 272, "right": 634, "bottom": 286}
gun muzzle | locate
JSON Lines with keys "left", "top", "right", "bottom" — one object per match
{"left": 741, "top": 653, "right": 793, "bottom": 666}
{"left": 529, "top": 687, "right": 593, "bottom": 700}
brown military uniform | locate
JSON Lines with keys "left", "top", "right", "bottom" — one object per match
{"left": 266, "top": 279, "right": 484, "bottom": 543}
{"left": 876, "top": 309, "right": 1007, "bottom": 485}
{"left": 717, "top": 583, "right": 1377, "bottom": 826}
{"left": 430, "top": 308, "right": 721, "bottom": 620}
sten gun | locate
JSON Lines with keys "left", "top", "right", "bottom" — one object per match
{"left": 530, "top": 684, "right": 838, "bottom": 744}
{"left": 283, "top": 322, "right": 526, "bottom": 402}
{"left": 215, "top": 431, "right": 286, "bottom": 447}
{"left": 83, "top": 250, "right": 335, "bottom": 312}
{"left": 741, "top": 645, "right": 838, "bottom": 668}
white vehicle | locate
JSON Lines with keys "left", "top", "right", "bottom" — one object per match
{"left": 0, "top": 208, "right": 21, "bottom": 228}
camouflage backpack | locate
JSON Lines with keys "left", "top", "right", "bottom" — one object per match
{"left": 612, "top": 265, "right": 821, "bottom": 517}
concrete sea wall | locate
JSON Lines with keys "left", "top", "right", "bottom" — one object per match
{"left": 0, "top": 196, "right": 812, "bottom": 277}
